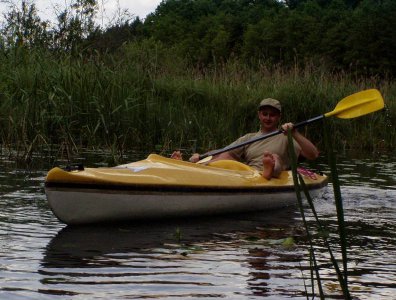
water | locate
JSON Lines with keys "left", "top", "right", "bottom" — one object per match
{"left": 1, "top": 151, "right": 395, "bottom": 299}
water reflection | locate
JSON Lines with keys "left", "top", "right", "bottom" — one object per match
{"left": 40, "top": 209, "right": 310, "bottom": 298}
{"left": 316, "top": 153, "right": 396, "bottom": 190}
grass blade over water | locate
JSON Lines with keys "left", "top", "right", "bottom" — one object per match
{"left": 288, "top": 127, "right": 351, "bottom": 299}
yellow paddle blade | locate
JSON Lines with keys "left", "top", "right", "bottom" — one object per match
{"left": 197, "top": 155, "right": 213, "bottom": 164}
{"left": 324, "top": 89, "right": 384, "bottom": 119}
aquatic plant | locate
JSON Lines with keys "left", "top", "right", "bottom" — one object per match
{"left": 0, "top": 44, "right": 394, "bottom": 163}
{"left": 288, "top": 126, "right": 351, "bottom": 299}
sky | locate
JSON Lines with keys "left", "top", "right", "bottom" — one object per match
{"left": 104, "top": 0, "right": 162, "bottom": 18}
{"left": 0, "top": 0, "right": 162, "bottom": 26}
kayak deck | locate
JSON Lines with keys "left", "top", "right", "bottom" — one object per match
{"left": 45, "top": 154, "right": 327, "bottom": 191}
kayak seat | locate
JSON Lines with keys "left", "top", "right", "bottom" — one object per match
{"left": 208, "top": 160, "right": 254, "bottom": 172}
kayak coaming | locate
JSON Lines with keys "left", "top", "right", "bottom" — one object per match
{"left": 45, "top": 154, "right": 328, "bottom": 225}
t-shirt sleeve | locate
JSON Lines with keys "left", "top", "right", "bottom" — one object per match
{"left": 226, "top": 133, "right": 256, "bottom": 160}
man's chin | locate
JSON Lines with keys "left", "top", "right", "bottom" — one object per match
{"left": 263, "top": 125, "right": 275, "bottom": 130}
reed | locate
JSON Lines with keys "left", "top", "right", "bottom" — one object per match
{"left": 323, "top": 120, "right": 351, "bottom": 298}
{"left": 288, "top": 127, "right": 351, "bottom": 299}
{"left": 287, "top": 130, "right": 325, "bottom": 299}
{"left": 0, "top": 43, "right": 394, "bottom": 161}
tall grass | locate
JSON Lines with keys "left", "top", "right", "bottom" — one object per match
{"left": 0, "top": 42, "right": 394, "bottom": 161}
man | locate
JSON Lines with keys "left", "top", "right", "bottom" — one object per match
{"left": 172, "top": 98, "right": 319, "bottom": 179}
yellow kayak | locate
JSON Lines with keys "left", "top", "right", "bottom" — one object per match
{"left": 45, "top": 154, "right": 328, "bottom": 225}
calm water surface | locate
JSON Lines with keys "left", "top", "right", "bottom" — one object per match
{"left": 0, "top": 151, "right": 395, "bottom": 299}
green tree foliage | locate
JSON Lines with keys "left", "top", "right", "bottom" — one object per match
{"left": 53, "top": 0, "right": 98, "bottom": 52}
{"left": 345, "top": 0, "right": 396, "bottom": 75}
{"left": 1, "top": 1, "right": 50, "bottom": 48}
{"left": 0, "top": 0, "right": 395, "bottom": 76}
{"left": 138, "top": 0, "right": 396, "bottom": 75}
{"left": 86, "top": 18, "right": 143, "bottom": 52}
{"left": 0, "top": 0, "right": 99, "bottom": 53}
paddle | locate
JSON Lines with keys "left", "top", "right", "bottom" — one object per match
{"left": 198, "top": 89, "right": 384, "bottom": 161}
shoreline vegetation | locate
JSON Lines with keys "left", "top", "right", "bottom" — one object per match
{"left": 0, "top": 44, "right": 394, "bottom": 163}
{"left": 0, "top": 0, "right": 395, "bottom": 163}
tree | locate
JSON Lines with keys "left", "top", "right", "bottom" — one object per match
{"left": 1, "top": 0, "right": 50, "bottom": 48}
{"left": 53, "top": 0, "right": 98, "bottom": 52}
{"left": 345, "top": 0, "right": 396, "bottom": 74}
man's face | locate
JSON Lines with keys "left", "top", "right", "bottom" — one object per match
{"left": 258, "top": 106, "right": 281, "bottom": 131}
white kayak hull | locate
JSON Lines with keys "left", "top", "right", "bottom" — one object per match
{"left": 45, "top": 186, "right": 324, "bottom": 225}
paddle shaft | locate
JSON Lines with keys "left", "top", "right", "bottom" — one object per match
{"left": 199, "top": 115, "right": 324, "bottom": 160}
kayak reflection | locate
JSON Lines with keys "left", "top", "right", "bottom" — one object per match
{"left": 39, "top": 208, "right": 313, "bottom": 298}
{"left": 42, "top": 207, "right": 299, "bottom": 268}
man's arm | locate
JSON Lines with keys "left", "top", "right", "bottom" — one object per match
{"left": 282, "top": 123, "right": 319, "bottom": 160}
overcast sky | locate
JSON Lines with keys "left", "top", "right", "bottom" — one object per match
{"left": 0, "top": 0, "right": 162, "bottom": 26}
{"left": 103, "top": 0, "right": 161, "bottom": 18}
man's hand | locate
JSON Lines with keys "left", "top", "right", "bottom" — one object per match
{"left": 189, "top": 153, "right": 200, "bottom": 163}
{"left": 281, "top": 122, "right": 294, "bottom": 133}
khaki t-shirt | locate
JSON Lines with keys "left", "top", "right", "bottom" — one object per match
{"left": 227, "top": 131, "right": 301, "bottom": 171}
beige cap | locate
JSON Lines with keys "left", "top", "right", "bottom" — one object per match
{"left": 258, "top": 98, "right": 281, "bottom": 112}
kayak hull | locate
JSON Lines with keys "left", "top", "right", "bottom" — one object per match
{"left": 46, "top": 188, "right": 324, "bottom": 225}
{"left": 45, "top": 154, "right": 328, "bottom": 225}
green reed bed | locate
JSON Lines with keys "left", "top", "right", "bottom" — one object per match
{"left": 288, "top": 127, "right": 351, "bottom": 299}
{"left": 0, "top": 44, "right": 394, "bottom": 161}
